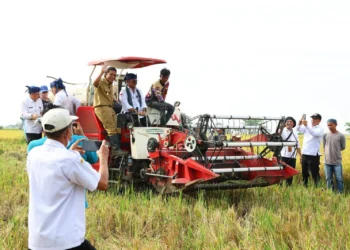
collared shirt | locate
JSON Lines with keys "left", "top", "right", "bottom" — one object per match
{"left": 27, "top": 139, "right": 100, "bottom": 250}
{"left": 296, "top": 124, "right": 324, "bottom": 156}
{"left": 21, "top": 96, "right": 43, "bottom": 134}
{"left": 93, "top": 77, "right": 113, "bottom": 107}
{"left": 280, "top": 127, "right": 300, "bottom": 158}
{"left": 119, "top": 86, "right": 147, "bottom": 114}
{"left": 145, "top": 79, "right": 169, "bottom": 103}
{"left": 53, "top": 90, "right": 74, "bottom": 115}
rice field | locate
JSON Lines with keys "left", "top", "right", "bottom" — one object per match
{"left": 1, "top": 130, "right": 350, "bottom": 250}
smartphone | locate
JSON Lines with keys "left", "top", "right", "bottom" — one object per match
{"left": 302, "top": 114, "right": 306, "bottom": 120}
{"left": 82, "top": 140, "right": 103, "bottom": 152}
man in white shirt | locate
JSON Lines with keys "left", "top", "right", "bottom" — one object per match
{"left": 280, "top": 116, "right": 301, "bottom": 186}
{"left": 50, "top": 78, "right": 76, "bottom": 115}
{"left": 296, "top": 113, "right": 324, "bottom": 187}
{"left": 27, "top": 108, "right": 109, "bottom": 250}
{"left": 119, "top": 73, "right": 148, "bottom": 126}
{"left": 21, "top": 86, "right": 43, "bottom": 144}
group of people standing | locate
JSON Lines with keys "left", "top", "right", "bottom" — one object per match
{"left": 280, "top": 114, "right": 346, "bottom": 193}
{"left": 21, "top": 79, "right": 81, "bottom": 144}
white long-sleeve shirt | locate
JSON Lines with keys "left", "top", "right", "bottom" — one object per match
{"left": 21, "top": 96, "right": 43, "bottom": 134}
{"left": 119, "top": 87, "right": 147, "bottom": 114}
{"left": 54, "top": 90, "right": 77, "bottom": 115}
{"left": 296, "top": 124, "right": 324, "bottom": 156}
{"left": 280, "top": 127, "right": 300, "bottom": 158}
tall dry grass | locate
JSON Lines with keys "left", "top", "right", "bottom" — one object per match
{"left": 1, "top": 130, "right": 350, "bottom": 249}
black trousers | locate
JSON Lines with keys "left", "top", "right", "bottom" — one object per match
{"left": 282, "top": 157, "right": 296, "bottom": 186}
{"left": 29, "top": 239, "right": 96, "bottom": 250}
{"left": 26, "top": 133, "right": 42, "bottom": 144}
{"left": 301, "top": 154, "right": 320, "bottom": 186}
{"left": 147, "top": 101, "right": 175, "bottom": 126}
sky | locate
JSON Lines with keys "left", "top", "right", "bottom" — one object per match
{"left": 1, "top": 0, "right": 350, "bottom": 132}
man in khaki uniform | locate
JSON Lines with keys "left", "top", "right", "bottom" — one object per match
{"left": 93, "top": 66, "right": 126, "bottom": 155}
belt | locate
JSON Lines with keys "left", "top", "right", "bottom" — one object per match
{"left": 94, "top": 105, "right": 112, "bottom": 108}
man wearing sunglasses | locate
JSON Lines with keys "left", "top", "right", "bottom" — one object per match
{"left": 119, "top": 73, "right": 148, "bottom": 126}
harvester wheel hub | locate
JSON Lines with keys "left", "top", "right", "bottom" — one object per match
{"left": 184, "top": 135, "right": 197, "bottom": 152}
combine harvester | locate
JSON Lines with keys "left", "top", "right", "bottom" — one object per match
{"left": 59, "top": 57, "right": 299, "bottom": 194}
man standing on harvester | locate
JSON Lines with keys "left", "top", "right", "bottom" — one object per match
{"left": 93, "top": 66, "right": 127, "bottom": 155}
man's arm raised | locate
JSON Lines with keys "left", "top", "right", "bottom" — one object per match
{"left": 93, "top": 66, "right": 107, "bottom": 88}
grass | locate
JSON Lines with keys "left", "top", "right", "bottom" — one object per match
{"left": 1, "top": 130, "right": 350, "bottom": 249}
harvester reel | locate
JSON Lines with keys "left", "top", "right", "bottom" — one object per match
{"left": 184, "top": 135, "right": 197, "bottom": 153}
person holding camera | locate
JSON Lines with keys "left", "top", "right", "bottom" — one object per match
{"left": 145, "top": 68, "right": 174, "bottom": 126}
{"left": 27, "top": 108, "right": 109, "bottom": 250}
{"left": 119, "top": 73, "right": 148, "bottom": 126}
{"left": 296, "top": 113, "right": 324, "bottom": 187}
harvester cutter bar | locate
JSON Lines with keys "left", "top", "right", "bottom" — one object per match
{"left": 184, "top": 179, "right": 270, "bottom": 192}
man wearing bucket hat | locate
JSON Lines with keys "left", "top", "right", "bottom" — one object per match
{"left": 296, "top": 113, "right": 324, "bottom": 187}
{"left": 26, "top": 108, "right": 109, "bottom": 250}
{"left": 280, "top": 116, "right": 301, "bottom": 186}
{"left": 119, "top": 73, "right": 148, "bottom": 126}
{"left": 21, "top": 85, "right": 43, "bottom": 144}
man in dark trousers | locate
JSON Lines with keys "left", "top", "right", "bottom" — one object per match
{"left": 296, "top": 113, "right": 324, "bottom": 187}
{"left": 145, "top": 68, "right": 174, "bottom": 126}
{"left": 323, "top": 118, "right": 346, "bottom": 193}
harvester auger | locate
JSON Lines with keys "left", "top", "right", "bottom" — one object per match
{"left": 142, "top": 114, "right": 299, "bottom": 194}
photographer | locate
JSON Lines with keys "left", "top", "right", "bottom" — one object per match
{"left": 27, "top": 107, "right": 108, "bottom": 250}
